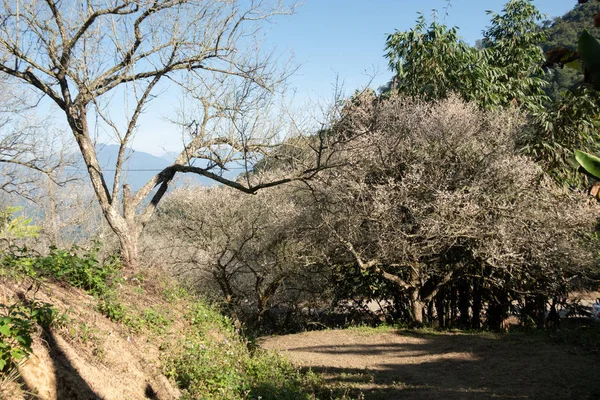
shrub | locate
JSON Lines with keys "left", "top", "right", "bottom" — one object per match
{"left": 315, "top": 93, "right": 599, "bottom": 329}
{"left": 163, "top": 300, "right": 314, "bottom": 400}
{"left": 145, "top": 183, "right": 331, "bottom": 334}
{"left": 0, "top": 245, "right": 121, "bottom": 297}
{"left": 0, "top": 300, "right": 62, "bottom": 371}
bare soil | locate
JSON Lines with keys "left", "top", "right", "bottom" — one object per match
{"left": 0, "top": 274, "right": 181, "bottom": 400}
{"left": 261, "top": 327, "right": 600, "bottom": 400}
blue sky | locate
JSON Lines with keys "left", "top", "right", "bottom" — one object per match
{"left": 266, "top": 0, "right": 574, "bottom": 104}
{"left": 130, "top": 0, "right": 576, "bottom": 155}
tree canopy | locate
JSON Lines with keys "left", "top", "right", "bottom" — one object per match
{"left": 385, "top": 0, "right": 547, "bottom": 111}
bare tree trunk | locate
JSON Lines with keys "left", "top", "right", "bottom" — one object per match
{"left": 0, "top": 0, "right": 304, "bottom": 271}
{"left": 410, "top": 290, "right": 424, "bottom": 325}
{"left": 44, "top": 176, "right": 59, "bottom": 247}
{"left": 435, "top": 292, "right": 445, "bottom": 328}
{"left": 458, "top": 281, "right": 471, "bottom": 329}
{"left": 117, "top": 229, "right": 139, "bottom": 270}
{"left": 472, "top": 277, "right": 483, "bottom": 329}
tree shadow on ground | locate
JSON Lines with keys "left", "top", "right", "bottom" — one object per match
{"left": 41, "top": 329, "right": 102, "bottom": 400}
{"left": 293, "top": 329, "right": 600, "bottom": 400}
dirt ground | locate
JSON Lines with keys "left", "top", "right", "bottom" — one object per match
{"left": 0, "top": 276, "right": 181, "bottom": 400}
{"left": 261, "top": 327, "right": 600, "bottom": 400}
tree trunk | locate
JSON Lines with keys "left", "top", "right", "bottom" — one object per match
{"left": 410, "top": 290, "right": 424, "bottom": 325}
{"left": 487, "top": 290, "right": 509, "bottom": 331}
{"left": 458, "top": 281, "right": 471, "bottom": 329}
{"left": 435, "top": 292, "right": 445, "bottom": 328}
{"left": 472, "top": 278, "right": 482, "bottom": 329}
{"left": 70, "top": 114, "right": 144, "bottom": 269}
{"left": 118, "top": 231, "right": 139, "bottom": 270}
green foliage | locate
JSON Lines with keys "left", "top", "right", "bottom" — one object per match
{"left": 163, "top": 300, "right": 315, "bottom": 400}
{"left": 384, "top": 0, "right": 548, "bottom": 111}
{"left": 0, "top": 246, "right": 121, "bottom": 297}
{"left": 97, "top": 293, "right": 128, "bottom": 323}
{"left": 578, "top": 29, "right": 600, "bottom": 89}
{"left": 482, "top": 0, "right": 549, "bottom": 112}
{"left": 543, "top": 1, "right": 600, "bottom": 51}
{"left": 0, "top": 304, "right": 33, "bottom": 371}
{"left": 385, "top": 15, "right": 488, "bottom": 104}
{"left": 0, "top": 246, "right": 125, "bottom": 328}
{"left": 541, "top": 5, "right": 600, "bottom": 184}
{"left": 0, "top": 300, "right": 62, "bottom": 372}
{"left": 136, "top": 307, "right": 172, "bottom": 334}
{"left": 541, "top": 1, "right": 600, "bottom": 98}
{"left": 0, "top": 207, "right": 39, "bottom": 242}
{"left": 525, "top": 86, "right": 600, "bottom": 186}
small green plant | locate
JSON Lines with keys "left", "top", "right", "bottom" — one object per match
{"left": 163, "top": 286, "right": 190, "bottom": 302}
{"left": 140, "top": 307, "right": 172, "bottom": 334}
{"left": 70, "top": 322, "right": 99, "bottom": 344}
{"left": 163, "top": 299, "right": 317, "bottom": 400}
{"left": 0, "top": 206, "right": 40, "bottom": 244}
{"left": 0, "top": 304, "right": 34, "bottom": 371}
{"left": 97, "top": 293, "right": 128, "bottom": 322}
{"left": 0, "top": 300, "right": 60, "bottom": 371}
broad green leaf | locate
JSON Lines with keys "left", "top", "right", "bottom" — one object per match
{"left": 0, "top": 324, "right": 11, "bottom": 336}
{"left": 575, "top": 150, "right": 600, "bottom": 179}
{"left": 567, "top": 154, "right": 581, "bottom": 169}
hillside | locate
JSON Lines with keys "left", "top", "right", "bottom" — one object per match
{"left": 542, "top": 1, "right": 600, "bottom": 98}
{"left": 2, "top": 252, "right": 600, "bottom": 400}
{"left": 1, "top": 276, "right": 180, "bottom": 399}
{"left": 0, "top": 247, "right": 325, "bottom": 400}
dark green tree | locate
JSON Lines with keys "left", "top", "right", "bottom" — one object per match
{"left": 541, "top": 1, "right": 600, "bottom": 99}
{"left": 385, "top": 0, "right": 548, "bottom": 111}
{"left": 482, "top": 0, "right": 548, "bottom": 112}
{"left": 384, "top": 15, "right": 491, "bottom": 105}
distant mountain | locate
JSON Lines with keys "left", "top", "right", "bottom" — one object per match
{"left": 94, "top": 144, "right": 173, "bottom": 192}
{"left": 72, "top": 144, "right": 238, "bottom": 193}
{"left": 160, "top": 151, "right": 180, "bottom": 162}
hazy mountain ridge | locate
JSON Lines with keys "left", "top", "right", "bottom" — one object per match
{"left": 79, "top": 144, "right": 236, "bottom": 191}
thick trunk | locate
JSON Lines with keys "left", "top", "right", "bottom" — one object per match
{"left": 68, "top": 109, "right": 144, "bottom": 269}
{"left": 118, "top": 230, "right": 140, "bottom": 269}
{"left": 487, "top": 290, "right": 509, "bottom": 331}
{"left": 410, "top": 290, "right": 424, "bottom": 325}
{"left": 435, "top": 292, "right": 445, "bottom": 328}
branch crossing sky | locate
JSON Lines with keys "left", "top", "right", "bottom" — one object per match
{"left": 121, "top": 0, "right": 574, "bottom": 155}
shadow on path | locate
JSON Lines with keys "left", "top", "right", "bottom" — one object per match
{"left": 42, "top": 329, "right": 102, "bottom": 400}
{"left": 275, "top": 329, "right": 600, "bottom": 400}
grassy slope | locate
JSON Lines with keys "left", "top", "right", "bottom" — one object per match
{"left": 0, "top": 248, "right": 329, "bottom": 400}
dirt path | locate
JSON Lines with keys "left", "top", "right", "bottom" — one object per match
{"left": 261, "top": 328, "right": 600, "bottom": 400}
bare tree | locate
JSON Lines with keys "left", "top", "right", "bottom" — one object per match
{"left": 143, "top": 180, "right": 329, "bottom": 330}
{"left": 312, "top": 93, "right": 598, "bottom": 326}
{"left": 0, "top": 0, "right": 333, "bottom": 267}
{"left": 0, "top": 75, "right": 72, "bottom": 200}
